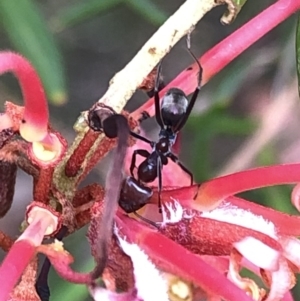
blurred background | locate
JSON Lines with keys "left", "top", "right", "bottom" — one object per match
{"left": 0, "top": 0, "right": 299, "bottom": 299}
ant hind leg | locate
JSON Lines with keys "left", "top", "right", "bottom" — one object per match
{"left": 133, "top": 211, "right": 159, "bottom": 228}
{"left": 168, "top": 152, "right": 193, "bottom": 185}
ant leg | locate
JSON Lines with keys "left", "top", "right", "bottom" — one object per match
{"left": 130, "top": 131, "right": 152, "bottom": 145}
{"left": 168, "top": 152, "right": 193, "bottom": 185}
{"left": 156, "top": 157, "right": 163, "bottom": 213}
{"left": 133, "top": 211, "right": 159, "bottom": 228}
{"left": 154, "top": 61, "right": 165, "bottom": 128}
{"left": 130, "top": 149, "right": 150, "bottom": 177}
{"left": 175, "top": 36, "right": 203, "bottom": 132}
{"left": 36, "top": 226, "right": 68, "bottom": 301}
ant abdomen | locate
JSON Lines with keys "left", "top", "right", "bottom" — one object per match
{"left": 119, "top": 177, "right": 153, "bottom": 213}
{"left": 161, "top": 88, "right": 188, "bottom": 129}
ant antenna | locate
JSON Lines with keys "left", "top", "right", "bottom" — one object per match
{"left": 154, "top": 61, "right": 164, "bottom": 128}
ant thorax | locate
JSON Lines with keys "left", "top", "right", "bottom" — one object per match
{"left": 161, "top": 87, "right": 188, "bottom": 129}
{"left": 158, "top": 128, "right": 177, "bottom": 147}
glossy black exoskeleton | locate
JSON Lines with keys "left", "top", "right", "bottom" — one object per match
{"left": 129, "top": 40, "right": 203, "bottom": 212}
{"left": 118, "top": 176, "right": 159, "bottom": 227}
{"left": 118, "top": 176, "right": 153, "bottom": 213}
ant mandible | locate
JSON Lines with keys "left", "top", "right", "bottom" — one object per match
{"left": 130, "top": 36, "right": 203, "bottom": 212}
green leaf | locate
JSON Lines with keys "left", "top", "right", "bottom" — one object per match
{"left": 0, "top": 0, "right": 67, "bottom": 105}
{"left": 53, "top": 0, "right": 122, "bottom": 31}
{"left": 296, "top": 13, "right": 300, "bottom": 99}
{"left": 126, "top": 0, "right": 167, "bottom": 26}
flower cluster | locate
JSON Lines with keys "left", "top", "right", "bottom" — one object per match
{"left": 0, "top": 1, "right": 300, "bottom": 301}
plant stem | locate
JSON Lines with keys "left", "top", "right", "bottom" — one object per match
{"left": 98, "top": 0, "right": 217, "bottom": 113}
{"left": 131, "top": 0, "right": 300, "bottom": 119}
{"left": 0, "top": 209, "right": 58, "bottom": 300}
{"left": 0, "top": 240, "right": 36, "bottom": 301}
{"left": 196, "top": 163, "right": 300, "bottom": 206}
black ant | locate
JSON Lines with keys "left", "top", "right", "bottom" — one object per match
{"left": 129, "top": 39, "right": 203, "bottom": 212}
{"left": 87, "top": 37, "right": 202, "bottom": 213}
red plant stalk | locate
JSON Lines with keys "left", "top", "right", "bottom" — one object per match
{"left": 0, "top": 52, "right": 65, "bottom": 165}
{"left": 0, "top": 52, "right": 48, "bottom": 141}
{"left": 0, "top": 240, "right": 36, "bottom": 301}
{"left": 152, "top": 163, "right": 300, "bottom": 211}
{"left": 131, "top": 0, "right": 300, "bottom": 120}
{"left": 226, "top": 196, "right": 300, "bottom": 237}
{"left": 0, "top": 208, "right": 58, "bottom": 301}
{"left": 150, "top": 163, "right": 300, "bottom": 236}
{"left": 195, "top": 163, "right": 300, "bottom": 209}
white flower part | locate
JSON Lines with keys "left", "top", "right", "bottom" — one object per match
{"left": 234, "top": 237, "right": 280, "bottom": 271}
{"left": 90, "top": 287, "right": 113, "bottom": 301}
{"left": 201, "top": 202, "right": 278, "bottom": 239}
{"left": 279, "top": 236, "right": 300, "bottom": 269}
{"left": 161, "top": 199, "right": 184, "bottom": 226}
{"left": 116, "top": 234, "right": 169, "bottom": 301}
{"left": 182, "top": 208, "right": 195, "bottom": 219}
{"left": 265, "top": 258, "right": 292, "bottom": 301}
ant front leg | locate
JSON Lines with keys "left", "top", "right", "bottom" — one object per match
{"left": 130, "top": 149, "right": 150, "bottom": 178}
{"left": 36, "top": 226, "right": 68, "bottom": 301}
{"left": 154, "top": 61, "right": 165, "bottom": 129}
{"left": 156, "top": 157, "right": 163, "bottom": 213}
{"left": 168, "top": 153, "right": 193, "bottom": 185}
{"left": 133, "top": 212, "right": 159, "bottom": 228}
{"left": 130, "top": 131, "right": 152, "bottom": 145}
{"left": 175, "top": 37, "right": 203, "bottom": 133}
